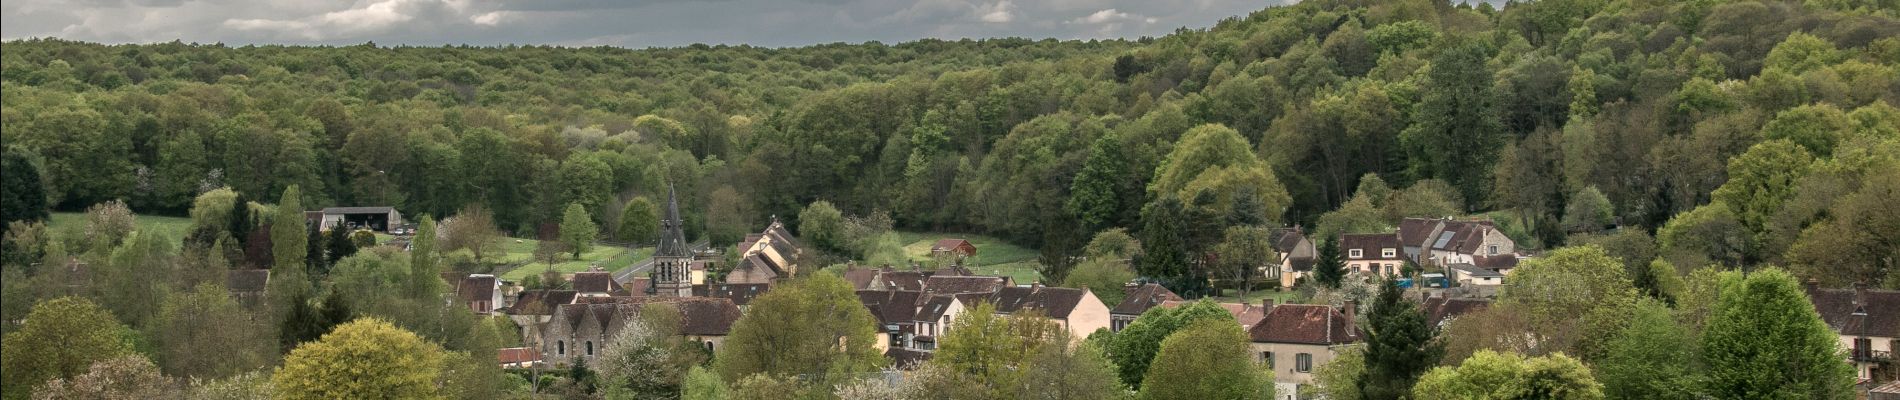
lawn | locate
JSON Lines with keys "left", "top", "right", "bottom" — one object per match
{"left": 496, "top": 242, "right": 652, "bottom": 281}
{"left": 1207, "top": 288, "right": 1303, "bottom": 306}
{"left": 894, "top": 231, "right": 1044, "bottom": 283}
{"left": 48, "top": 212, "right": 194, "bottom": 239}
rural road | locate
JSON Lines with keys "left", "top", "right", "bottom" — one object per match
{"left": 613, "top": 240, "right": 710, "bottom": 283}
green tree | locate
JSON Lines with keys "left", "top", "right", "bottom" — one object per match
{"left": 0, "top": 147, "right": 49, "bottom": 230}
{"left": 1107, "top": 299, "right": 1236, "bottom": 388}
{"left": 1069, "top": 132, "right": 1139, "bottom": 231}
{"left": 1762, "top": 104, "right": 1853, "bottom": 157}
{"left": 0, "top": 297, "right": 136, "bottom": 400}
{"left": 1560, "top": 186, "right": 1612, "bottom": 233}
{"left": 1698, "top": 268, "right": 1856, "bottom": 399}
{"left": 1596, "top": 298, "right": 1694, "bottom": 400}
{"left": 442, "top": 204, "right": 502, "bottom": 266}
{"left": 1065, "top": 258, "right": 1138, "bottom": 308}
{"left": 560, "top": 203, "right": 597, "bottom": 259}
{"left": 1358, "top": 279, "right": 1441, "bottom": 400}
{"left": 325, "top": 225, "right": 357, "bottom": 267}
{"left": 713, "top": 273, "right": 883, "bottom": 390}
{"left": 1313, "top": 345, "right": 1365, "bottom": 400}
{"left": 706, "top": 186, "right": 752, "bottom": 247}
{"left": 1712, "top": 140, "right": 1814, "bottom": 234}
{"left": 1084, "top": 228, "right": 1143, "bottom": 261}
{"left": 274, "top": 318, "right": 446, "bottom": 400}
{"left": 1151, "top": 124, "right": 1290, "bottom": 225}
{"left": 151, "top": 283, "right": 274, "bottom": 380}
{"left": 1402, "top": 40, "right": 1504, "bottom": 206}
{"left": 408, "top": 216, "right": 443, "bottom": 297}
{"left": 619, "top": 197, "right": 660, "bottom": 245}
{"left": 1314, "top": 236, "right": 1346, "bottom": 289}
{"left": 682, "top": 366, "right": 726, "bottom": 400}
{"left": 798, "top": 200, "right": 847, "bottom": 255}
{"left": 1137, "top": 319, "right": 1271, "bottom": 400}
{"left": 1215, "top": 225, "right": 1275, "bottom": 297}
{"left": 1315, "top": 195, "right": 1389, "bottom": 241}
{"left": 1656, "top": 203, "right": 1752, "bottom": 269}
{"left": 1020, "top": 336, "right": 1129, "bottom": 400}
{"left": 927, "top": 302, "right": 1063, "bottom": 398}
{"left": 1764, "top": 31, "right": 1843, "bottom": 75}
{"left": 1495, "top": 246, "right": 1636, "bottom": 359}
{"left": 1412, "top": 350, "right": 1604, "bottom": 399}
{"left": 597, "top": 303, "right": 699, "bottom": 400}
{"left": 270, "top": 185, "right": 310, "bottom": 311}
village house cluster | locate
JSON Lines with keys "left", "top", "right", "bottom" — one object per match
{"left": 206, "top": 195, "right": 1894, "bottom": 395}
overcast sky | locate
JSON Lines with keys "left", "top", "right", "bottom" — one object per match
{"left": 1, "top": 0, "right": 1285, "bottom": 48}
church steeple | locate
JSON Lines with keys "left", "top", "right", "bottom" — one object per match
{"left": 656, "top": 184, "right": 688, "bottom": 259}
{"left": 653, "top": 184, "right": 693, "bottom": 297}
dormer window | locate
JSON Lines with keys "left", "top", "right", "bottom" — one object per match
{"left": 1488, "top": 245, "right": 1499, "bottom": 255}
{"left": 1381, "top": 248, "right": 1396, "bottom": 258}
{"left": 1349, "top": 249, "right": 1363, "bottom": 259}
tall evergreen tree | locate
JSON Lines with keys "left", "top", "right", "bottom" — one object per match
{"left": 325, "top": 226, "right": 357, "bottom": 267}
{"left": 0, "top": 147, "right": 49, "bottom": 231}
{"left": 305, "top": 223, "right": 326, "bottom": 274}
{"left": 1359, "top": 279, "right": 1442, "bottom": 400}
{"left": 1139, "top": 197, "right": 1197, "bottom": 296}
{"left": 1315, "top": 236, "right": 1347, "bottom": 288}
{"left": 228, "top": 192, "right": 253, "bottom": 249}
{"left": 1401, "top": 40, "right": 1504, "bottom": 206}
{"left": 1699, "top": 268, "right": 1855, "bottom": 399}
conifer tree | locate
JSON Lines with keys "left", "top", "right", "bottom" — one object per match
{"left": 1315, "top": 236, "right": 1346, "bottom": 288}
{"left": 1359, "top": 279, "right": 1442, "bottom": 400}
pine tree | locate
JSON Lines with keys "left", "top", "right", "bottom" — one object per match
{"left": 228, "top": 192, "right": 252, "bottom": 249}
{"left": 1140, "top": 197, "right": 1197, "bottom": 296}
{"left": 325, "top": 226, "right": 356, "bottom": 266}
{"left": 1359, "top": 279, "right": 1442, "bottom": 400}
{"left": 305, "top": 223, "right": 326, "bottom": 274}
{"left": 1315, "top": 236, "right": 1346, "bottom": 288}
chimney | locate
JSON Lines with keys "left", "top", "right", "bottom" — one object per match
{"left": 1342, "top": 300, "right": 1357, "bottom": 323}
{"left": 1854, "top": 281, "right": 1868, "bottom": 307}
{"left": 1262, "top": 298, "right": 1275, "bottom": 313}
{"left": 1805, "top": 278, "right": 1820, "bottom": 294}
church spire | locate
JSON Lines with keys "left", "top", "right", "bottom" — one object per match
{"left": 655, "top": 184, "right": 689, "bottom": 258}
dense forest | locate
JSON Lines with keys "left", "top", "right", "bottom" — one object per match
{"left": 5, "top": 0, "right": 1900, "bottom": 288}
{"left": 3, "top": 0, "right": 1899, "bottom": 398}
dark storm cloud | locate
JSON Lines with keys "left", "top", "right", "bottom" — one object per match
{"left": 1, "top": 0, "right": 1285, "bottom": 48}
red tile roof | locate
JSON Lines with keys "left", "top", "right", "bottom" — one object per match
{"left": 1249, "top": 304, "right": 1360, "bottom": 345}
{"left": 931, "top": 239, "right": 976, "bottom": 255}
{"left": 498, "top": 347, "right": 540, "bottom": 365}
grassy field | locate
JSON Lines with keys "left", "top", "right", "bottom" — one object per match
{"left": 495, "top": 242, "right": 652, "bottom": 281}
{"left": 48, "top": 212, "right": 194, "bottom": 239}
{"left": 894, "top": 231, "right": 1043, "bottom": 284}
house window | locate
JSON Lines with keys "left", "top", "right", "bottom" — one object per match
{"left": 705, "top": 341, "right": 715, "bottom": 353}
{"left": 586, "top": 341, "right": 594, "bottom": 356}
{"left": 1854, "top": 338, "right": 1872, "bottom": 359}
{"left": 1488, "top": 245, "right": 1499, "bottom": 255}
{"left": 1349, "top": 249, "right": 1363, "bottom": 259}
{"left": 557, "top": 340, "right": 565, "bottom": 355}
{"left": 1296, "top": 353, "right": 1313, "bottom": 373}
{"left": 1382, "top": 248, "right": 1396, "bottom": 258}
{"left": 1262, "top": 351, "right": 1274, "bottom": 368}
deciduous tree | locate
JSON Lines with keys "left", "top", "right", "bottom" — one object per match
{"left": 1699, "top": 268, "right": 1855, "bottom": 399}
{"left": 1137, "top": 319, "right": 1271, "bottom": 400}
{"left": 274, "top": 318, "right": 446, "bottom": 400}
{"left": 0, "top": 297, "right": 136, "bottom": 400}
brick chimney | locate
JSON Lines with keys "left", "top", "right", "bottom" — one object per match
{"left": 1806, "top": 278, "right": 1820, "bottom": 294}
{"left": 1262, "top": 299, "right": 1275, "bottom": 313}
{"left": 1342, "top": 300, "right": 1358, "bottom": 337}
